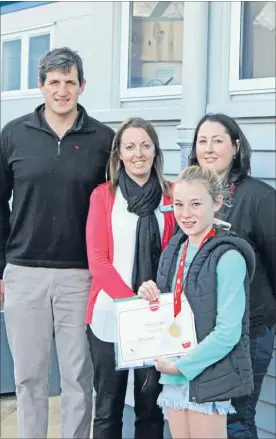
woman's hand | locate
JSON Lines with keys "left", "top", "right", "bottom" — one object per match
{"left": 138, "top": 280, "right": 160, "bottom": 302}
{"left": 154, "top": 357, "right": 181, "bottom": 375}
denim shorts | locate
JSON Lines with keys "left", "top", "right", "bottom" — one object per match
{"left": 157, "top": 384, "right": 236, "bottom": 416}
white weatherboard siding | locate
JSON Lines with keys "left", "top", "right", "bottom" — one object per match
{"left": 238, "top": 119, "right": 276, "bottom": 188}
{"left": 256, "top": 339, "right": 276, "bottom": 439}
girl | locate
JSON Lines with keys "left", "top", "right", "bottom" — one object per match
{"left": 189, "top": 113, "right": 276, "bottom": 439}
{"left": 85, "top": 117, "right": 175, "bottom": 439}
{"left": 138, "top": 165, "right": 255, "bottom": 439}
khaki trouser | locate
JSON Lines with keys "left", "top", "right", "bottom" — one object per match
{"left": 3, "top": 264, "right": 93, "bottom": 439}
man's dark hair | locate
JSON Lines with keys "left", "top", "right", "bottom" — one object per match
{"left": 39, "top": 47, "right": 84, "bottom": 86}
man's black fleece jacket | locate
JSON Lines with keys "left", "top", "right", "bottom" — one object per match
{"left": 0, "top": 104, "right": 114, "bottom": 278}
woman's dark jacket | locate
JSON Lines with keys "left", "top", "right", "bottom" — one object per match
{"left": 220, "top": 176, "right": 276, "bottom": 336}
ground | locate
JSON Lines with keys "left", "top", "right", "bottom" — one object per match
{"left": 0, "top": 395, "right": 94, "bottom": 439}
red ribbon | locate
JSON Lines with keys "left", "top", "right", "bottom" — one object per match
{"left": 173, "top": 227, "right": 216, "bottom": 319}
{"left": 229, "top": 184, "right": 236, "bottom": 197}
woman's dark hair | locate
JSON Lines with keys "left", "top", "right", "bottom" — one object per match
{"left": 189, "top": 113, "right": 252, "bottom": 184}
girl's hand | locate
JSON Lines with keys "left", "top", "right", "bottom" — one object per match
{"left": 154, "top": 357, "right": 181, "bottom": 375}
{"left": 138, "top": 280, "right": 160, "bottom": 302}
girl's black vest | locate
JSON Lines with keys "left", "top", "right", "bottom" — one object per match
{"left": 157, "top": 228, "right": 255, "bottom": 403}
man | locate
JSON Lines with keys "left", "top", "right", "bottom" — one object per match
{"left": 0, "top": 47, "right": 114, "bottom": 438}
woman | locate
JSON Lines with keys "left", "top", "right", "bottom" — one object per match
{"left": 138, "top": 165, "right": 255, "bottom": 439}
{"left": 85, "top": 117, "right": 175, "bottom": 439}
{"left": 189, "top": 113, "right": 276, "bottom": 439}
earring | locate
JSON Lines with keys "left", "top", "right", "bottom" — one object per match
{"left": 233, "top": 154, "right": 236, "bottom": 160}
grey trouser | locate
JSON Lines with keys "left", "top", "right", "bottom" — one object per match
{"left": 3, "top": 264, "right": 93, "bottom": 439}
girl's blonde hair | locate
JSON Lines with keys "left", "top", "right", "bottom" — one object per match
{"left": 108, "top": 117, "right": 169, "bottom": 194}
{"left": 175, "top": 165, "right": 228, "bottom": 206}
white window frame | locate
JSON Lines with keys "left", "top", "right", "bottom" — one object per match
{"left": 120, "top": 2, "right": 182, "bottom": 101}
{"left": 229, "top": 2, "right": 275, "bottom": 95}
{"left": 1, "top": 23, "right": 55, "bottom": 100}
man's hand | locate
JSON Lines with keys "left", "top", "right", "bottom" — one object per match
{"left": 154, "top": 357, "right": 181, "bottom": 375}
{"left": 0, "top": 280, "right": 4, "bottom": 302}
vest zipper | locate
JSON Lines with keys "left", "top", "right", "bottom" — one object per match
{"left": 182, "top": 240, "right": 211, "bottom": 294}
{"left": 57, "top": 140, "right": 61, "bottom": 156}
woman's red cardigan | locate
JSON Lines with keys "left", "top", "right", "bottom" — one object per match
{"left": 85, "top": 181, "right": 175, "bottom": 324}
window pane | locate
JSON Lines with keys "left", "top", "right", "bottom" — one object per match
{"left": 128, "top": 1, "right": 184, "bottom": 89}
{"left": 28, "top": 34, "right": 50, "bottom": 89}
{"left": 240, "top": 1, "right": 275, "bottom": 79}
{"left": 1, "top": 39, "right": 21, "bottom": 91}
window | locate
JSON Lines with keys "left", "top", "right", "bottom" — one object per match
{"left": 2, "top": 39, "right": 21, "bottom": 91}
{"left": 28, "top": 34, "right": 50, "bottom": 89}
{"left": 229, "top": 2, "right": 276, "bottom": 94}
{"left": 120, "top": 1, "right": 184, "bottom": 100}
{"left": 1, "top": 25, "right": 54, "bottom": 97}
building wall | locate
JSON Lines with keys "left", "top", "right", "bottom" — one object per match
{"left": 256, "top": 337, "right": 276, "bottom": 439}
{"left": 1, "top": 1, "right": 116, "bottom": 112}
{"left": 1, "top": 2, "right": 275, "bottom": 437}
{"left": 207, "top": 2, "right": 276, "bottom": 195}
{"left": 0, "top": 1, "right": 182, "bottom": 182}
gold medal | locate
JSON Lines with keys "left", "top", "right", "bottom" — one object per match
{"left": 169, "top": 323, "right": 181, "bottom": 338}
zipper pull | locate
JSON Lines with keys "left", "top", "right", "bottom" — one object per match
{"left": 57, "top": 140, "right": 61, "bottom": 156}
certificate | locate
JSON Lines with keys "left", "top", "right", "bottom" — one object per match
{"left": 114, "top": 293, "right": 197, "bottom": 370}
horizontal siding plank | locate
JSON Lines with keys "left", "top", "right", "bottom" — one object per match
{"left": 155, "top": 124, "right": 180, "bottom": 152}
{"left": 267, "top": 348, "right": 276, "bottom": 378}
{"left": 241, "top": 121, "right": 276, "bottom": 152}
{"left": 256, "top": 401, "right": 276, "bottom": 435}
{"left": 251, "top": 151, "right": 276, "bottom": 180}
{"left": 257, "top": 427, "right": 276, "bottom": 439}
{"left": 163, "top": 150, "right": 181, "bottom": 175}
{"left": 259, "top": 375, "right": 276, "bottom": 406}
